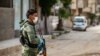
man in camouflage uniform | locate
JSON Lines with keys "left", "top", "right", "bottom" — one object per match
{"left": 20, "top": 9, "right": 41, "bottom": 56}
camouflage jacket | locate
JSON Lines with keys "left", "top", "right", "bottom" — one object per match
{"left": 21, "top": 20, "right": 40, "bottom": 53}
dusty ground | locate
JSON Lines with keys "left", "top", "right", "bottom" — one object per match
{"left": 3, "top": 25, "right": 100, "bottom": 56}
{"left": 46, "top": 26, "right": 100, "bottom": 56}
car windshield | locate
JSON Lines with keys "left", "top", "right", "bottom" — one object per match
{"left": 74, "top": 18, "right": 84, "bottom": 22}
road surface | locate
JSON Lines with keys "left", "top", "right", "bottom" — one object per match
{"left": 46, "top": 25, "right": 100, "bottom": 56}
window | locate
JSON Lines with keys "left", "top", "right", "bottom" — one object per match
{"left": 0, "top": 0, "right": 13, "bottom": 8}
{"left": 14, "top": 0, "right": 29, "bottom": 30}
{"left": 74, "top": 19, "right": 84, "bottom": 22}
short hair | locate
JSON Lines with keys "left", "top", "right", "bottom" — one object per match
{"left": 26, "top": 9, "right": 37, "bottom": 18}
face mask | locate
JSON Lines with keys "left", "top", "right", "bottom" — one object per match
{"left": 33, "top": 17, "right": 38, "bottom": 24}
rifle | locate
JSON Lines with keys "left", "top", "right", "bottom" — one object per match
{"left": 43, "top": 38, "right": 47, "bottom": 56}
{"left": 38, "top": 22, "right": 47, "bottom": 56}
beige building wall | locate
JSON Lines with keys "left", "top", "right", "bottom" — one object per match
{"left": 71, "top": 0, "right": 77, "bottom": 9}
{"left": 71, "top": 0, "right": 79, "bottom": 15}
{"left": 71, "top": 0, "right": 85, "bottom": 15}
{"left": 71, "top": 0, "right": 84, "bottom": 9}
{"left": 77, "top": 0, "right": 84, "bottom": 8}
{"left": 71, "top": 0, "right": 96, "bottom": 14}
{"left": 96, "top": 0, "right": 100, "bottom": 16}
{"left": 83, "top": 0, "right": 96, "bottom": 13}
{"left": 88, "top": 0, "right": 96, "bottom": 13}
{"left": 63, "top": 17, "right": 73, "bottom": 28}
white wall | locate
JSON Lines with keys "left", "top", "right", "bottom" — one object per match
{"left": 22, "top": 0, "right": 29, "bottom": 19}
{"left": 14, "top": 0, "right": 29, "bottom": 30}
{"left": 13, "top": 0, "right": 21, "bottom": 30}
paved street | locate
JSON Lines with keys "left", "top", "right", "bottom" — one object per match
{"left": 46, "top": 25, "right": 100, "bottom": 56}
{"left": 3, "top": 25, "right": 100, "bottom": 56}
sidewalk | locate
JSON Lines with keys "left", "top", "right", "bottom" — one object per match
{"left": 0, "top": 35, "right": 53, "bottom": 56}
{"left": 0, "top": 38, "right": 21, "bottom": 56}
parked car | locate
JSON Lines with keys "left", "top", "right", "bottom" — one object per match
{"left": 72, "top": 16, "right": 88, "bottom": 31}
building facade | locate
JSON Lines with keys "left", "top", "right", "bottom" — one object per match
{"left": 0, "top": 0, "right": 38, "bottom": 41}
{"left": 96, "top": 0, "right": 100, "bottom": 16}
{"left": 71, "top": 0, "right": 96, "bottom": 16}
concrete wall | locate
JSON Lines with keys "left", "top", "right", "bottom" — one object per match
{"left": 63, "top": 17, "right": 73, "bottom": 28}
{"left": 0, "top": 8, "right": 14, "bottom": 41}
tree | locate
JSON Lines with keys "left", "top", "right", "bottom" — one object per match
{"left": 56, "top": 0, "right": 71, "bottom": 31}
{"left": 60, "top": 0, "right": 72, "bottom": 8}
{"left": 97, "top": 16, "right": 100, "bottom": 25}
{"left": 86, "top": 12, "right": 96, "bottom": 25}
{"left": 39, "top": 0, "right": 57, "bottom": 34}
{"left": 56, "top": 8, "right": 71, "bottom": 31}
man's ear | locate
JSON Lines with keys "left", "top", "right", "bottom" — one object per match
{"left": 29, "top": 15, "right": 32, "bottom": 19}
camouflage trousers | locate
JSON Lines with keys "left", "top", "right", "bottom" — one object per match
{"left": 22, "top": 46, "right": 38, "bottom": 56}
{"left": 22, "top": 50, "right": 38, "bottom": 56}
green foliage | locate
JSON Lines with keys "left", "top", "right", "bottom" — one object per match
{"left": 56, "top": 0, "right": 72, "bottom": 31}
{"left": 58, "top": 8, "right": 71, "bottom": 19}
{"left": 86, "top": 12, "right": 97, "bottom": 25}
{"left": 58, "top": 0, "right": 71, "bottom": 18}
{"left": 60, "top": 0, "right": 72, "bottom": 8}
{"left": 39, "top": 0, "right": 57, "bottom": 16}
{"left": 87, "top": 12, "right": 96, "bottom": 19}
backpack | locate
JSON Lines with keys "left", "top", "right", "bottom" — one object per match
{"left": 20, "top": 30, "right": 26, "bottom": 46}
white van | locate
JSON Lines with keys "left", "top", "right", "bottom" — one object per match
{"left": 72, "top": 16, "right": 88, "bottom": 31}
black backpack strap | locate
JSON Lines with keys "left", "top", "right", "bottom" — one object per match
{"left": 20, "top": 30, "right": 26, "bottom": 46}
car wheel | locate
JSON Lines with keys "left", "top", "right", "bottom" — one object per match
{"left": 84, "top": 28, "right": 87, "bottom": 31}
